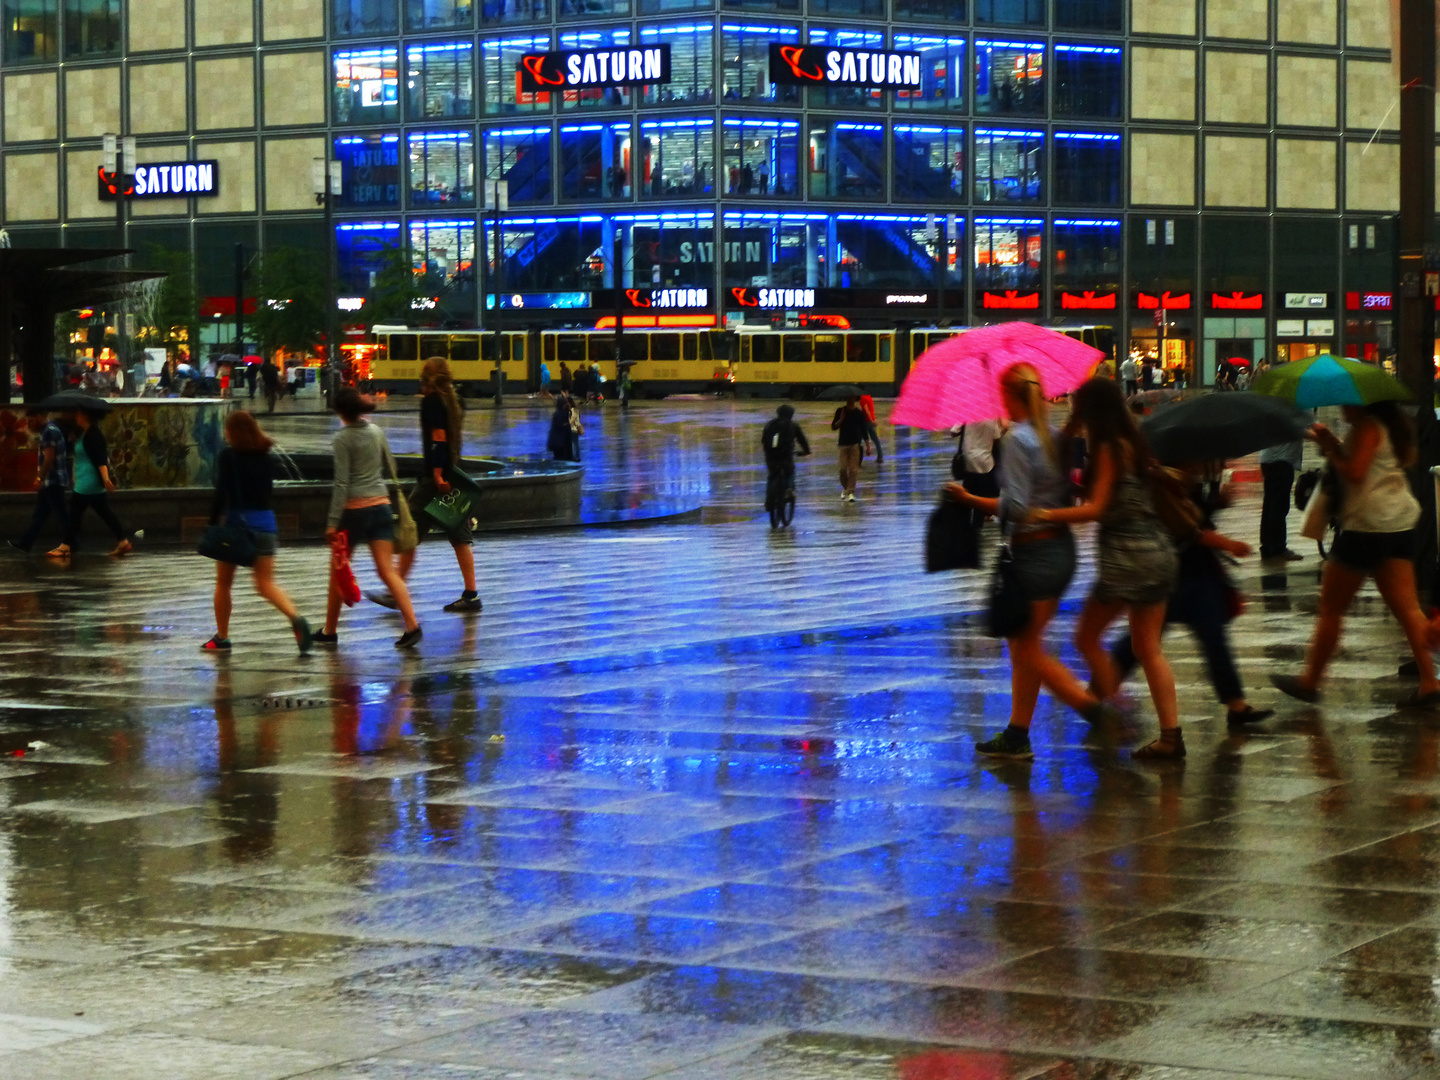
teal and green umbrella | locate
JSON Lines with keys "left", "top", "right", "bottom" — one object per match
{"left": 1249, "top": 354, "right": 1412, "bottom": 408}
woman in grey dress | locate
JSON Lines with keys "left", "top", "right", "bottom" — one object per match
{"left": 1026, "top": 378, "right": 1182, "bottom": 758}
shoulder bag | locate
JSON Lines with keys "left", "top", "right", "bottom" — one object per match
{"left": 197, "top": 523, "right": 258, "bottom": 567}
{"left": 382, "top": 439, "right": 419, "bottom": 554}
{"left": 984, "top": 544, "right": 1031, "bottom": 638}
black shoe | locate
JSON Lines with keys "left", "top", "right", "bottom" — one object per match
{"left": 312, "top": 631, "right": 338, "bottom": 646}
{"left": 395, "top": 627, "right": 423, "bottom": 649}
{"left": 6, "top": 540, "right": 29, "bottom": 554}
{"left": 1133, "top": 729, "right": 1186, "bottom": 759}
{"left": 1283, "top": 549, "right": 1304, "bottom": 562}
{"left": 1399, "top": 659, "right": 1429, "bottom": 678}
{"left": 1271, "top": 674, "right": 1321, "bottom": 704}
{"left": 1227, "top": 706, "right": 1274, "bottom": 727}
{"left": 975, "top": 727, "right": 1034, "bottom": 760}
{"left": 365, "top": 590, "right": 399, "bottom": 610}
{"left": 443, "top": 594, "right": 482, "bottom": 613}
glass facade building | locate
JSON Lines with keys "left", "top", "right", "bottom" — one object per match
{"left": 0, "top": 0, "right": 1412, "bottom": 382}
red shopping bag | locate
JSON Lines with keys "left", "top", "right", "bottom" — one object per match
{"left": 330, "top": 531, "right": 361, "bottom": 607}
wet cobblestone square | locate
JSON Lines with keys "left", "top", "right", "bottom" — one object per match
{"left": 2, "top": 400, "right": 1439, "bottom": 1078}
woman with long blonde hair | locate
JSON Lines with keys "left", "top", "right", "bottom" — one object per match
{"left": 948, "top": 363, "right": 1119, "bottom": 759}
{"left": 367, "top": 357, "right": 481, "bottom": 614}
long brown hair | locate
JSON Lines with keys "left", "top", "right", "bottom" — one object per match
{"left": 1363, "top": 401, "right": 1417, "bottom": 468}
{"left": 1065, "top": 376, "right": 1151, "bottom": 485}
{"left": 421, "top": 356, "right": 462, "bottom": 462}
{"left": 224, "top": 410, "right": 274, "bottom": 453}
{"left": 1000, "top": 362, "right": 1059, "bottom": 468}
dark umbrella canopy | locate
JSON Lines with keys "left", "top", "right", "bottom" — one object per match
{"left": 1141, "top": 391, "right": 1307, "bottom": 465}
{"left": 817, "top": 383, "right": 865, "bottom": 401}
{"left": 38, "top": 389, "right": 112, "bottom": 414}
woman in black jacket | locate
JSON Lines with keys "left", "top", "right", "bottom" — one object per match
{"left": 204, "top": 411, "right": 311, "bottom": 654}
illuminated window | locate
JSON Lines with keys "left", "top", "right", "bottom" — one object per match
{"left": 1053, "top": 131, "right": 1122, "bottom": 205}
{"left": 559, "top": 122, "right": 633, "bottom": 201}
{"left": 483, "top": 126, "right": 551, "bottom": 204}
{"left": 559, "top": 27, "right": 633, "bottom": 110}
{"left": 406, "top": 42, "right": 475, "bottom": 120}
{"left": 722, "top": 118, "right": 800, "bottom": 198}
{"left": 334, "top": 48, "right": 401, "bottom": 126}
{"left": 409, "top": 130, "right": 476, "bottom": 208}
{"left": 808, "top": 121, "right": 884, "bottom": 200}
{"left": 1054, "top": 43, "right": 1122, "bottom": 119}
{"left": 835, "top": 214, "right": 936, "bottom": 289}
{"left": 721, "top": 23, "right": 799, "bottom": 104}
{"left": 894, "top": 125, "right": 964, "bottom": 203}
{"left": 334, "top": 134, "right": 402, "bottom": 209}
{"left": 640, "top": 23, "right": 714, "bottom": 106}
{"left": 336, "top": 221, "right": 403, "bottom": 292}
{"left": 974, "top": 128, "right": 1042, "bottom": 204}
{"left": 482, "top": 34, "right": 551, "bottom": 115}
{"left": 975, "top": 39, "right": 1044, "bottom": 116}
{"left": 332, "top": 0, "right": 398, "bottom": 37}
{"left": 893, "top": 34, "right": 965, "bottom": 112}
{"left": 721, "top": 212, "right": 826, "bottom": 287}
{"left": 638, "top": 118, "right": 715, "bottom": 198}
{"left": 808, "top": 26, "right": 884, "bottom": 110}
{"left": 1053, "top": 219, "right": 1121, "bottom": 293}
{"left": 974, "top": 217, "right": 1043, "bottom": 292}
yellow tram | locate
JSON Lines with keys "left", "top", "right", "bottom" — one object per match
{"left": 365, "top": 327, "right": 532, "bottom": 394}
{"left": 539, "top": 328, "right": 732, "bottom": 396}
{"left": 731, "top": 329, "right": 900, "bottom": 397}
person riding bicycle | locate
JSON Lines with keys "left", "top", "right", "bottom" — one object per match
{"left": 762, "top": 404, "right": 810, "bottom": 508}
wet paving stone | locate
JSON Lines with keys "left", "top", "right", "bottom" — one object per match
{"left": 2, "top": 401, "right": 1438, "bottom": 1076}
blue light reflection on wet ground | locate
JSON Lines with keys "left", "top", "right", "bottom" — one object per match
{"left": 4, "top": 401, "right": 1440, "bottom": 1077}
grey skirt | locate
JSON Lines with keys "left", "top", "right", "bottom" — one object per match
{"left": 1093, "top": 534, "right": 1178, "bottom": 606}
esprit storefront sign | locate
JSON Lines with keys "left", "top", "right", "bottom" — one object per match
{"left": 98, "top": 160, "right": 219, "bottom": 200}
{"left": 768, "top": 44, "right": 922, "bottom": 88}
{"left": 517, "top": 45, "right": 671, "bottom": 92}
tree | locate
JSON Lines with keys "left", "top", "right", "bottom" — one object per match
{"left": 250, "top": 246, "right": 327, "bottom": 360}
{"left": 131, "top": 245, "right": 198, "bottom": 359}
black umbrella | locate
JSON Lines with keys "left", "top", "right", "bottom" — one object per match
{"left": 38, "top": 389, "right": 112, "bottom": 414}
{"left": 1141, "top": 391, "right": 1307, "bottom": 465}
{"left": 817, "top": 383, "right": 865, "bottom": 401}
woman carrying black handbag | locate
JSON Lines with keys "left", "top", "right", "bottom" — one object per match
{"left": 947, "top": 363, "right": 1119, "bottom": 760}
{"left": 202, "top": 411, "right": 311, "bottom": 655}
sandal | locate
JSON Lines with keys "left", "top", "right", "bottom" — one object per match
{"left": 202, "top": 635, "right": 231, "bottom": 652}
{"left": 1132, "top": 729, "right": 1186, "bottom": 760}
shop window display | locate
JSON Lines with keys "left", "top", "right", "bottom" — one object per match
{"left": 407, "top": 42, "right": 475, "bottom": 120}
{"left": 334, "top": 134, "right": 403, "bottom": 209}
{"left": 974, "top": 128, "right": 1042, "bottom": 204}
{"left": 559, "top": 121, "right": 633, "bottom": 200}
{"left": 722, "top": 118, "right": 800, "bottom": 197}
{"left": 640, "top": 24, "right": 715, "bottom": 106}
{"left": 559, "top": 27, "right": 634, "bottom": 109}
{"left": 893, "top": 34, "right": 965, "bottom": 112}
{"left": 721, "top": 23, "right": 799, "bottom": 103}
{"left": 334, "top": 48, "right": 401, "bottom": 126}
{"left": 410, "top": 131, "right": 477, "bottom": 207}
{"left": 483, "top": 126, "right": 552, "bottom": 204}
{"left": 975, "top": 39, "right": 1044, "bottom": 116}
{"left": 894, "top": 125, "right": 964, "bottom": 203}
{"left": 638, "top": 118, "right": 715, "bottom": 198}
{"left": 483, "top": 34, "right": 551, "bottom": 115}
{"left": 974, "top": 216, "right": 1042, "bottom": 292}
{"left": 332, "top": 0, "right": 398, "bottom": 37}
{"left": 808, "top": 122, "right": 884, "bottom": 200}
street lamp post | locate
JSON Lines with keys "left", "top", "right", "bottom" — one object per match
{"left": 313, "top": 156, "right": 342, "bottom": 402}
{"left": 103, "top": 133, "right": 135, "bottom": 377}
{"left": 484, "top": 178, "right": 507, "bottom": 406}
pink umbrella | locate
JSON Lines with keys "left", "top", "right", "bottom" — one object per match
{"left": 891, "top": 323, "right": 1105, "bottom": 430}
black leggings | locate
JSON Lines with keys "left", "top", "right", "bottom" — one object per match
{"left": 70, "top": 492, "right": 127, "bottom": 546}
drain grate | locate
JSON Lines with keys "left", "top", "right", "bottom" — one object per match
{"left": 258, "top": 695, "right": 337, "bottom": 711}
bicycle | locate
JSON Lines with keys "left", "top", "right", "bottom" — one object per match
{"left": 765, "top": 454, "right": 807, "bottom": 529}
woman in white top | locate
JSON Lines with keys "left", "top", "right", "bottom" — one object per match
{"left": 1273, "top": 402, "right": 1438, "bottom": 707}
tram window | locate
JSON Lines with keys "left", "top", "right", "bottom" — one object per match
{"left": 651, "top": 334, "right": 681, "bottom": 361}
{"left": 450, "top": 336, "right": 479, "bottom": 361}
{"left": 558, "top": 335, "right": 586, "bottom": 364}
{"left": 591, "top": 337, "right": 616, "bottom": 364}
{"left": 783, "top": 335, "right": 812, "bottom": 362}
{"left": 510, "top": 334, "right": 526, "bottom": 363}
{"left": 682, "top": 333, "right": 697, "bottom": 361}
{"left": 543, "top": 335, "right": 556, "bottom": 363}
{"left": 621, "top": 336, "right": 648, "bottom": 362}
{"left": 480, "top": 336, "right": 510, "bottom": 362}
{"left": 706, "top": 330, "right": 727, "bottom": 360}
{"left": 752, "top": 335, "right": 781, "bottom": 363}
{"left": 388, "top": 335, "right": 418, "bottom": 360}
{"left": 420, "top": 336, "right": 449, "bottom": 359}
{"left": 847, "top": 335, "right": 877, "bottom": 364}
{"left": 880, "top": 336, "right": 891, "bottom": 364}
{"left": 814, "top": 335, "right": 843, "bottom": 364}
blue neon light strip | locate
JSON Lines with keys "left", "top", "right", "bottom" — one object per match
{"left": 721, "top": 23, "right": 798, "bottom": 35}
{"left": 976, "top": 129, "right": 1045, "bottom": 138}
{"left": 1054, "top": 44, "right": 1122, "bottom": 55}
{"left": 975, "top": 218, "right": 1044, "bottom": 226}
{"left": 1055, "top": 219, "right": 1122, "bottom": 227}
{"left": 976, "top": 40, "right": 1044, "bottom": 50}
{"left": 1053, "top": 132, "right": 1122, "bottom": 141}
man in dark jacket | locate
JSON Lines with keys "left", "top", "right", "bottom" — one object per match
{"left": 259, "top": 359, "right": 280, "bottom": 413}
{"left": 762, "top": 404, "right": 810, "bottom": 510}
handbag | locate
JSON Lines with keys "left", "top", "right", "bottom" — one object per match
{"left": 425, "top": 487, "right": 473, "bottom": 531}
{"left": 1148, "top": 463, "right": 1204, "bottom": 540}
{"left": 1300, "top": 487, "right": 1332, "bottom": 541}
{"left": 925, "top": 491, "right": 980, "bottom": 572}
{"left": 984, "top": 545, "right": 1031, "bottom": 638}
{"left": 197, "top": 523, "right": 257, "bottom": 567}
{"left": 330, "top": 531, "right": 361, "bottom": 607}
{"left": 383, "top": 442, "right": 419, "bottom": 554}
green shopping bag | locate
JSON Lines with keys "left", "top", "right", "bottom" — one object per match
{"left": 425, "top": 487, "right": 473, "bottom": 530}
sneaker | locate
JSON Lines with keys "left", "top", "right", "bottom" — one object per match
{"left": 443, "top": 595, "right": 483, "bottom": 613}
{"left": 975, "top": 727, "right": 1034, "bottom": 760}
{"left": 292, "top": 617, "right": 313, "bottom": 656}
{"left": 839, "top": 492, "right": 848, "bottom": 501}
{"left": 6, "top": 540, "right": 28, "bottom": 554}
{"left": 365, "top": 590, "right": 399, "bottom": 610}
{"left": 846, "top": 493, "right": 857, "bottom": 503}
{"left": 202, "top": 635, "right": 231, "bottom": 652}
{"left": 312, "top": 631, "right": 339, "bottom": 646}
{"left": 395, "top": 626, "right": 423, "bottom": 649}
{"left": 1226, "top": 706, "right": 1275, "bottom": 727}
{"left": 1271, "top": 673, "right": 1321, "bottom": 704}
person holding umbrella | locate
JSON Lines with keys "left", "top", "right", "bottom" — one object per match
{"left": 831, "top": 396, "right": 868, "bottom": 502}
